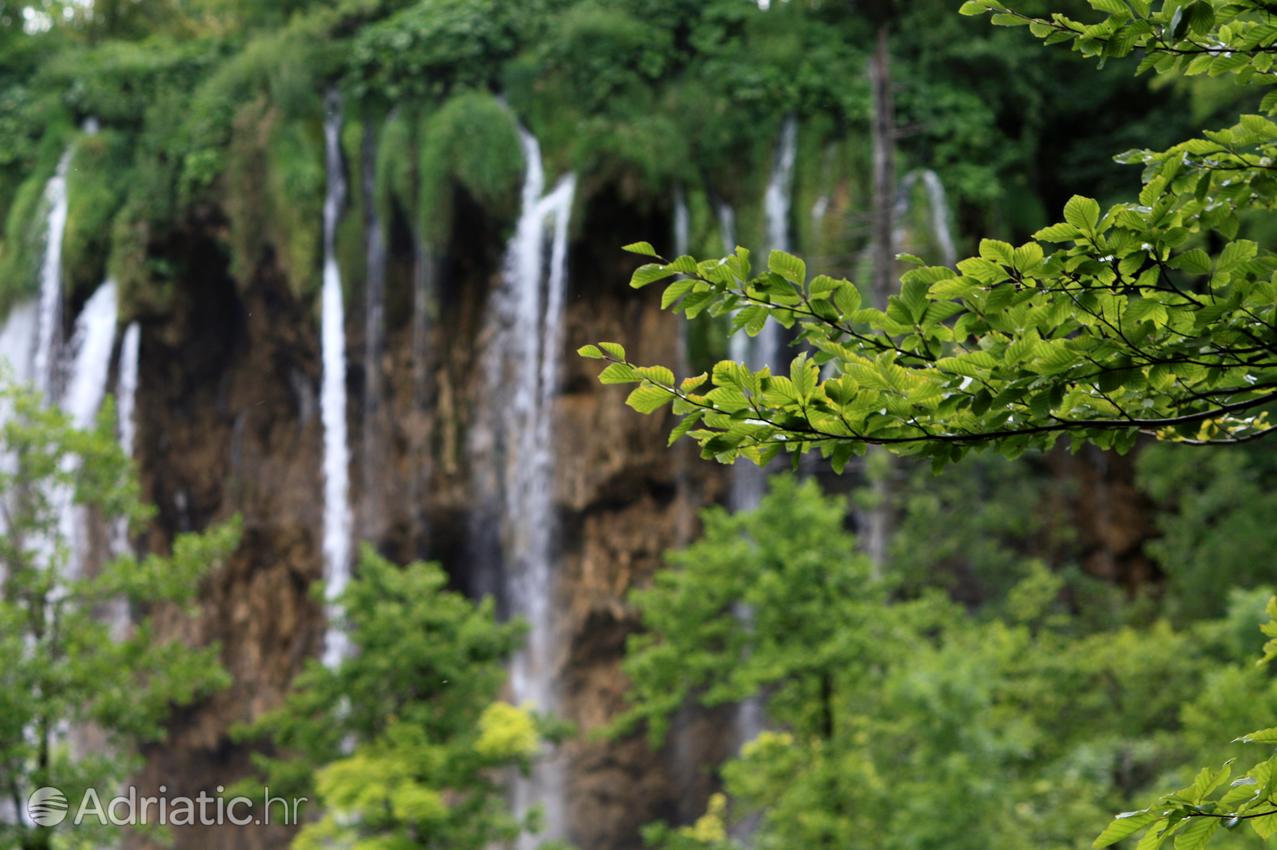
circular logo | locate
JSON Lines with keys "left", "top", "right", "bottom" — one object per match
{"left": 27, "top": 787, "right": 68, "bottom": 827}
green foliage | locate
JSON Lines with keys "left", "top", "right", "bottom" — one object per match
{"left": 0, "top": 382, "right": 238, "bottom": 850}
{"left": 237, "top": 546, "right": 550, "bottom": 849}
{"left": 63, "top": 129, "right": 130, "bottom": 300}
{"left": 374, "top": 107, "right": 419, "bottom": 223}
{"left": 346, "top": 0, "right": 538, "bottom": 105}
{"left": 622, "top": 475, "right": 1277, "bottom": 850}
{"left": 1138, "top": 442, "right": 1277, "bottom": 621}
{"left": 223, "top": 100, "right": 324, "bottom": 297}
{"left": 417, "top": 91, "right": 524, "bottom": 243}
{"left": 614, "top": 474, "right": 882, "bottom": 746}
{"left": 0, "top": 165, "right": 55, "bottom": 310}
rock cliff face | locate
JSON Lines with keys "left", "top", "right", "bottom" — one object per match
{"left": 119, "top": 183, "right": 730, "bottom": 850}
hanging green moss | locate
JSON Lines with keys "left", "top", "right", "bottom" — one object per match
{"left": 109, "top": 196, "right": 175, "bottom": 320}
{"left": 336, "top": 115, "right": 367, "bottom": 298}
{"left": 0, "top": 168, "right": 53, "bottom": 311}
{"left": 265, "top": 117, "right": 325, "bottom": 298}
{"left": 374, "top": 108, "right": 419, "bottom": 225}
{"left": 178, "top": 18, "right": 335, "bottom": 211}
{"left": 417, "top": 91, "right": 523, "bottom": 244}
{"left": 222, "top": 98, "right": 324, "bottom": 298}
{"left": 63, "top": 130, "right": 130, "bottom": 302}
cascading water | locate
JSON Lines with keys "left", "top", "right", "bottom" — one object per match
{"left": 319, "top": 96, "right": 354, "bottom": 670}
{"left": 672, "top": 187, "right": 691, "bottom": 378}
{"left": 716, "top": 201, "right": 736, "bottom": 255}
{"left": 729, "top": 116, "right": 797, "bottom": 511}
{"left": 32, "top": 149, "right": 73, "bottom": 398}
{"left": 62, "top": 281, "right": 118, "bottom": 431}
{"left": 471, "top": 125, "right": 576, "bottom": 850}
{"left": 897, "top": 168, "right": 957, "bottom": 267}
{"left": 0, "top": 299, "right": 38, "bottom": 386}
{"left": 729, "top": 118, "right": 799, "bottom": 772}
{"left": 763, "top": 116, "right": 798, "bottom": 260}
{"left": 109, "top": 320, "right": 141, "bottom": 637}
{"left": 115, "top": 323, "right": 141, "bottom": 470}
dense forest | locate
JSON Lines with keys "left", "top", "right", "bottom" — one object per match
{"left": 0, "top": 1, "right": 1276, "bottom": 850}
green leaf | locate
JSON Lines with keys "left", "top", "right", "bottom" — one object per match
{"left": 1235, "top": 727, "right": 1277, "bottom": 745}
{"left": 1251, "top": 812, "right": 1277, "bottom": 840}
{"left": 1095, "top": 810, "right": 1163, "bottom": 848}
{"left": 1185, "top": 0, "right": 1214, "bottom": 35}
{"left": 623, "top": 241, "right": 660, "bottom": 258}
{"left": 1064, "top": 195, "right": 1102, "bottom": 233}
{"left": 680, "top": 372, "right": 708, "bottom": 392}
{"left": 661, "top": 278, "right": 695, "bottom": 309}
{"left": 637, "top": 366, "right": 676, "bottom": 386}
{"left": 599, "top": 362, "right": 640, "bottom": 384}
{"left": 1171, "top": 249, "right": 1212, "bottom": 276}
{"left": 577, "top": 345, "right": 604, "bottom": 360}
{"left": 1031, "top": 222, "right": 1082, "bottom": 241}
{"left": 768, "top": 250, "right": 807, "bottom": 285}
{"left": 1174, "top": 817, "right": 1219, "bottom": 850}
{"left": 632, "top": 263, "right": 677, "bottom": 289}
{"left": 791, "top": 356, "right": 818, "bottom": 399}
{"left": 626, "top": 385, "right": 675, "bottom": 414}
{"left": 1216, "top": 240, "right": 1258, "bottom": 274}
{"left": 599, "top": 342, "right": 626, "bottom": 360}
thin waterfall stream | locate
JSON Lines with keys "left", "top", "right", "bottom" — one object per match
{"left": 320, "top": 95, "right": 354, "bottom": 670}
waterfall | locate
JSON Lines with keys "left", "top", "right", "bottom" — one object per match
{"left": 115, "top": 323, "right": 141, "bottom": 467}
{"left": 729, "top": 116, "right": 797, "bottom": 510}
{"left": 716, "top": 201, "right": 736, "bottom": 255}
{"left": 762, "top": 116, "right": 798, "bottom": 261}
{"left": 319, "top": 96, "right": 353, "bottom": 670}
{"left": 0, "top": 299, "right": 38, "bottom": 386}
{"left": 674, "top": 187, "right": 690, "bottom": 258}
{"left": 727, "top": 118, "right": 799, "bottom": 769}
{"left": 62, "top": 281, "right": 118, "bottom": 431}
{"left": 33, "top": 149, "right": 73, "bottom": 397}
{"left": 897, "top": 168, "right": 957, "bottom": 267}
{"left": 672, "top": 186, "right": 692, "bottom": 378}
{"left": 108, "top": 321, "right": 141, "bottom": 638}
{"left": 471, "top": 125, "right": 576, "bottom": 849}
{"left": 58, "top": 280, "right": 119, "bottom": 586}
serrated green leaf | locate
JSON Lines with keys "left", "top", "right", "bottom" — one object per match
{"left": 578, "top": 345, "right": 604, "bottom": 360}
{"left": 599, "top": 362, "right": 640, "bottom": 384}
{"left": 599, "top": 342, "right": 626, "bottom": 360}
{"left": 769, "top": 250, "right": 807, "bottom": 284}
{"left": 623, "top": 241, "right": 660, "bottom": 258}
{"left": 1236, "top": 727, "right": 1277, "bottom": 745}
{"left": 632, "top": 263, "right": 678, "bottom": 289}
{"left": 626, "top": 384, "right": 675, "bottom": 414}
{"left": 636, "top": 366, "right": 675, "bottom": 386}
{"left": 661, "top": 278, "right": 695, "bottom": 310}
{"left": 1174, "top": 817, "right": 1219, "bottom": 850}
{"left": 1095, "top": 810, "right": 1162, "bottom": 849}
{"left": 1064, "top": 195, "right": 1102, "bottom": 233}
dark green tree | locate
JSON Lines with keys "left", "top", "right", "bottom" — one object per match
{"left": 237, "top": 546, "right": 557, "bottom": 850}
{"left": 0, "top": 382, "right": 237, "bottom": 850}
